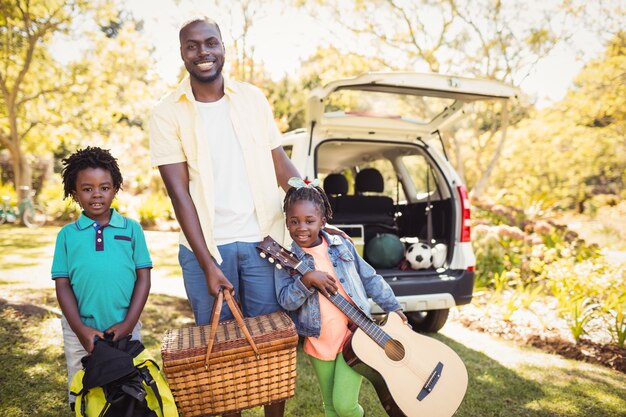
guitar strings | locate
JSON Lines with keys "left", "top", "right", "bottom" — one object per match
{"left": 264, "top": 247, "right": 432, "bottom": 383}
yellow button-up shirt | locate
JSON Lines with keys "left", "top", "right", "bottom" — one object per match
{"left": 149, "top": 76, "right": 285, "bottom": 264}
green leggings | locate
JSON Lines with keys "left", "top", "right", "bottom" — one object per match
{"left": 308, "top": 352, "right": 364, "bottom": 417}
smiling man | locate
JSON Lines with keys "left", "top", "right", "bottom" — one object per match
{"left": 149, "top": 17, "right": 298, "bottom": 417}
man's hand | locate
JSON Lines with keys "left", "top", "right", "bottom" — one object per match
{"left": 323, "top": 224, "right": 353, "bottom": 243}
{"left": 105, "top": 321, "right": 135, "bottom": 341}
{"left": 302, "top": 271, "right": 338, "bottom": 297}
{"left": 77, "top": 325, "right": 104, "bottom": 353}
{"left": 206, "top": 262, "right": 234, "bottom": 297}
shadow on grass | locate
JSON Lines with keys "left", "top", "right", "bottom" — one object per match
{"left": 0, "top": 226, "right": 58, "bottom": 270}
{"left": 112, "top": 301, "right": 626, "bottom": 417}
{"left": 2, "top": 289, "right": 624, "bottom": 417}
{"left": 0, "top": 300, "right": 68, "bottom": 417}
{"left": 140, "top": 293, "right": 196, "bottom": 353}
{"left": 0, "top": 225, "right": 58, "bottom": 250}
{"left": 2, "top": 260, "right": 41, "bottom": 269}
{"left": 437, "top": 334, "right": 626, "bottom": 417}
{"left": 0, "top": 298, "right": 60, "bottom": 318}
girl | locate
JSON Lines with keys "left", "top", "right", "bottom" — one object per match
{"left": 275, "top": 177, "right": 407, "bottom": 417}
{"left": 51, "top": 146, "right": 152, "bottom": 408}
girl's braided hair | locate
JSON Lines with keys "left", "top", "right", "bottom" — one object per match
{"left": 283, "top": 183, "right": 333, "bottom": 221}
{"left": 61, "top": 146, "right": 123, "bottom": 199}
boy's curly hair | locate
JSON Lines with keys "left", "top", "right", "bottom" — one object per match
{"left": 283, "top": 184, "right": 333, "bottom": 221}
{"left": 61, "top": 147, "right": 123, "bottom": 199}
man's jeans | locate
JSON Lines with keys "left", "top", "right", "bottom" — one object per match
{"left": 178, "top": 241, "right": 280, "bottom": 325}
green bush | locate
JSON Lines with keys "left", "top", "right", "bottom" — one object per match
{"left": 137, "top": 192, "right": 173, "bottom": 228}
{"left": 471, "top": 196, "right": 622, "bottom": 344}
{"left": 39, "top": 180, "right": 81, "bottom": 222}
{"left": 472, "top": 198, "right": 600, "bottom": 290}
{"left": 0, "top": 183, "right": 17, "bottom": 202}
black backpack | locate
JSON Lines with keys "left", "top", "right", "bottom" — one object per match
{"left": 71, "top": 335, "right": 178, "bottom": 417}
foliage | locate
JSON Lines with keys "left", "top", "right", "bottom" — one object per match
{"left": 471, "top": 196, "right": 596, "bottom": 287}
{"left": 471, "top": 195, "right": 626, "bottom": 344}
{"left": 137, "top": 192, "right": 174, "bottom": 228}
{"left": 50, "top": 15, "right": 162, "bottom": 198}
{"left": 603, "top": 292, "right": 626, "bottom": 348}
{"left": 557, "top": 295, "right": 600, "bottom": 342}
{"left": 486, "top": 33, "right": 626, "bottom": 211}
{"left": 0, "top": 183, "right": 17, "bottom": 202}
{"left": 0, "top": 0, "right": 116, "bottom": 190}
{"left": 38, "top": 177, "right": 80, "bottom": 222}
{"left": 294, "top": 0, "right": 623, "bottom": 194}
{"left": 265, "top": 46, "right": 380, "bottom": 132}
{"left": 0, "top": 0, "right": 161, "bottom": 211}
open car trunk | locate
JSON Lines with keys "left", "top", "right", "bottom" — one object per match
{"left": 316, "top": 139, "right": 455, "bottom": 274}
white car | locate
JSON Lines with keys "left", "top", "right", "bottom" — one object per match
{"left": 282, "top": 72, "right": 517, "bottom": 332}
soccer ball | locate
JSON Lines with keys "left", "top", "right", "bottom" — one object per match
{"left": 431, "top": 243, "right": 447, "bottom": 269}
{"left": 405, "top": 242, "right": 433, "bottom": 270}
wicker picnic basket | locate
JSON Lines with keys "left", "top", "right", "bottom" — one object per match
{"left": 161, "top": 289, "right": 298, "bottom": 417}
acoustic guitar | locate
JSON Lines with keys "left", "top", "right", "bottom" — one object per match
{"left": 256, "top": 235, "right": 468, "bottom": 417}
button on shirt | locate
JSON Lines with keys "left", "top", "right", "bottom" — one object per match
{"left": 149, "top": 76, "right": 285, "bottom": 264}
{"left": 51, "top": 209, "right": 152, "bottom": 331}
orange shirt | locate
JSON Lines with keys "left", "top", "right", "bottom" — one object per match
{"left": 302, "top": 239, "right": 352, "bottom": 360}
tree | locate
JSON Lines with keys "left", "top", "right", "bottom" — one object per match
{"left": 298, "top": 0, "right": 620, "bottom": 195}
{"left": 266, "top": 46, "right": 382, "bottom": 132}
{"left": 0, "top": 0, "right": 160, "bottom": 202}
{"left": 54, "top": 12, "right": 161, "bottom": 193}
{"left": 0, "top": 0, "right": 94, "bottom": 197}
{"left": 488, "top": 33, "right": 626, "bottom": 211}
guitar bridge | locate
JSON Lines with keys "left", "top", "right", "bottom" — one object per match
{"left": 417, "top": 361, "right": 443, "bottom": 401}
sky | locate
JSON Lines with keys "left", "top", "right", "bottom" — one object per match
{"left": 57, "top": 0, "right": 610, "bottom": 109}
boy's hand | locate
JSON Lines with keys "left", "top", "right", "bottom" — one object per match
{"left": 105, "top": 321, "right": 135, "bottom": 341}
{"left": 302, "top": 271, "right": 338, "bottom": 297}
{"left": 77, "top": 326, "right": 104, "bottom": 353}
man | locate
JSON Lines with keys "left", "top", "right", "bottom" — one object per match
{"left": 149, "top": 17, "right": 298, "bottom": 417}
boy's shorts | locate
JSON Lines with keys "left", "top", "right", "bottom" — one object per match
{"left": 178, "top": 241, "right": 281, "bottom": 325}
{"left": 61, "top": 316, "right": 141, "bottom": 405}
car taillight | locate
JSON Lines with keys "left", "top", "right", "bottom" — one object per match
{"left": 457, "top": 185, "right": 471, "bottom": 242}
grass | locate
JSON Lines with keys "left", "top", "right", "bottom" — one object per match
{"left": 1, "top": 225, "right": 626, "bottom": 416}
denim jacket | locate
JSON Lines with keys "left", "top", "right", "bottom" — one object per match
{"left": 274, "top": 230, "right": 402, "bottom": 337}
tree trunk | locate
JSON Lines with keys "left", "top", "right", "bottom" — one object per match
{"left": 471, "top": 102, "right": 510, "bottom": 197}
{"left": 444, "top": 129, "right": 466, "bottom": 185}
{"left": 11, "top": 148, "right": 32, "bottom": 200}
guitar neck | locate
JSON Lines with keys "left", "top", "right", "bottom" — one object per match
{"left": 295, "top": 263, "right": 391, "bottom": 349}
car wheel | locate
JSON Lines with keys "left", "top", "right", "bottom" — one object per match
{"left": 407, "top": 309, "right": 449, "bottom": 333}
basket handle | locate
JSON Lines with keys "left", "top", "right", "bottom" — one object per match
{"left": 205, "top": 288, "right": 260, "bottom": 368}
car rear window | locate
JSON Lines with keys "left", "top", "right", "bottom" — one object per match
{"left": 324, "top": 89, "right": 455, "bottom": 124}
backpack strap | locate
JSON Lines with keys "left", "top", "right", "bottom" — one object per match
{"left": 136, "top": 360, "right": 164, "bottom": 416}
{"left": 79, "top": 390, "right": 112, "bottom": 417}
{"left": 80, "top": 392, "right": 87, "bottom": 417}
{"left": 96, "top": 402, "right": 111, "bottom": 417}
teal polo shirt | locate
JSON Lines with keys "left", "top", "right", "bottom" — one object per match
{"left": 51, "top": 209, "right": 152, "bottom": 332}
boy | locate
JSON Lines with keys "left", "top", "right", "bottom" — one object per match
{"left": 51, "top": 146, "right": 152, "bottom": 408}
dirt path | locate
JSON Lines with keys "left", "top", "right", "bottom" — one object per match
{"left": 2, "top": 229, "right": 188, "bottom": 299}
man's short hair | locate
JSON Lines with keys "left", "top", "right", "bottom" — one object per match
{"left": 179, "top": 17, "right": 222, "bottom": 42}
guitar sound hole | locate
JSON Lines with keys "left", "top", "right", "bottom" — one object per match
{"left": 384, "top": 339, "right": 405, "bottom": 361}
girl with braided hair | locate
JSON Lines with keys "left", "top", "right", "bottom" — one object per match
{"left": 276, "top": 177, "right": 407, "bottom": 417}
